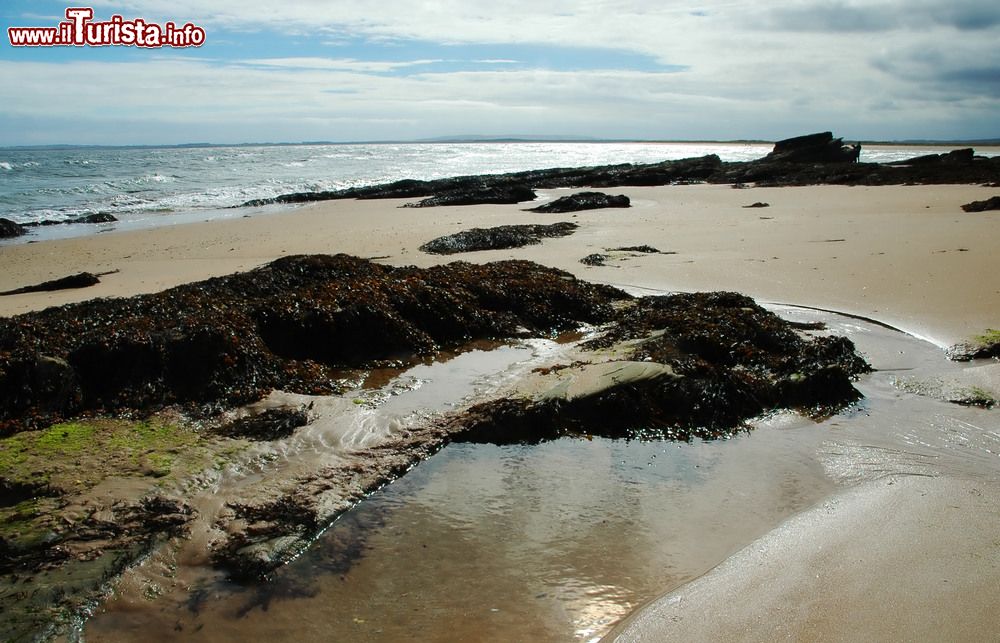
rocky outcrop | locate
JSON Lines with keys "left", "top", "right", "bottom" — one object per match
{"left": 242, "top": 155, "right": 725, "bottom": 207}
{"left": 762, "top": 132, "right": 860, "bottom": 164}
{"left": 961, "top": 196, "right": 1000, "bottom": 212}
{"left": 418, "top": 222, "right": 578, "bottom": 254}
{"left": 900, "top": 148, "right": 974, "bottom": 166}
{"left": 0, "top": 218, "right": 25, "bottom": 238}
{"left": 402, "top": 184, "right": 536, "bottom": 207}
{"left": 243, "top": 137, "right": 1000, "bottom": 207}
{"left": 210, "top": 288, "right": 870, "bottom": 579}
{"left": 452, "top": 291, "right": 869, "bottom": 445}
{"left": 22, "top": 212, "right": 118, "bottom": 227}
{"left": 527, "top": 191, "right": 630, "bottom": 213}
{"left": 0, "top": 255, "right": 624, "bottom": 435}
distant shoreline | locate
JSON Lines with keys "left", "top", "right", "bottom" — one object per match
{"left": 4, "top": 137, "right": 1000, "bottom": 151}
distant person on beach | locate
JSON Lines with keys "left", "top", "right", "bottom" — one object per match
{"left": 851, "top": 143, "right": 862, "bottom": 163}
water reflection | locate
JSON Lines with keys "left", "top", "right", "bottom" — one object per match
{"left": 84, "top": 309, "right": 998, "bottom": 642}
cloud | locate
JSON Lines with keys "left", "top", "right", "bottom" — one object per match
{"left": 758, "top": 0, "right": 1000, "bottom": 33}
{"left": 239, "top": 57, "right": 443, "bottom": 73}
{"left": 2, "top": 1, "right": 997, "bottom": 143}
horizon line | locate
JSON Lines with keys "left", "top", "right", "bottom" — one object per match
{"left": 3, "top": 135, "right": 1000, "bottom": 151}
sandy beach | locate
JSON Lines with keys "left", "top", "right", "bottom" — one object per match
{"left": 2, "top": 182, "right": 999, "bottom": 640}
{"left": 2, "top": 183, "right": 998, "bottom": 348}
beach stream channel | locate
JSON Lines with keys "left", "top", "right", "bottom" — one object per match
{"left": 81, "top": 304, "right": 999, "bottom": 642}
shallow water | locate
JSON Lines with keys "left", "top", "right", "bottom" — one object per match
{"left": 83, "top": 309, "right": 999, "bottom": 642}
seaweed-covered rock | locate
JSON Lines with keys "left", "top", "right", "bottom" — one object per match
{"left": 609, "top": 245, "right": 665, "bottom": 253}
{"left": 218, "top": 407, "right": 310, "bottom": 441}
{"left": 580, "top": 253, "right": 609, "bottom": 266}
{"left": 403, "top": 184, "right": 536, "bottom": 207}
{"left": 419, "top": 222, "right": 578, "bottom": 255}
{"left": 0, "top": 272, "right": 101, "bottom": 296}
{"left": 0, "top": 218, "right": 25, "bottom": 238}
{"left": 0, "top": 255, "right": 625, "bottom": 434}
{"left": 961, "top": 196, "right": 1000, "bottom": 212}
{"left": 452, "top": 292, "right": 870, "bottom": 445}
{"left": 527, "top": 191, "right": 630, "bottom": 213}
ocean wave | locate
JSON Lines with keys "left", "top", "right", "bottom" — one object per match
{"left": 0, "top": 162, "right": 12, "bottom": 171}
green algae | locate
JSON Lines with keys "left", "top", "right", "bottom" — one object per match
{"left": 0, "top": 418, "right": 205, "bottom": 494}
{"left": 974, "top": 329, "right": 1000, "bottom": 349}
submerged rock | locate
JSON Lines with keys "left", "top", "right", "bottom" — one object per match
{"left": 418, "top": 222, "right": 578, "bottom": 254}
{"left": 526, "top": 191, "right": 630, "bottom": 213}
{"left": 961, "top": 196, "right": 1000, "bottom": 212}
{"left": 217, "top": 407, "right": 310, "bottom": 441}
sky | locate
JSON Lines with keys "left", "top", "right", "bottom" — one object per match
{"left": 1, "top": 0, "right": 998, "bottom": 145}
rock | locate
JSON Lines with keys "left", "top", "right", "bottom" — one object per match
{"left": 961, "top": 196, "right": 1000, "bottom": 212}
{"left": 0, "top": 272, "right": 101, "bottom": 296}
{"left": 30, "top": 356, "right": 81, "bottom": 414}
{"left": 0, "top": 254, "right": 625, "bottom": 434}
{"left": 70, "top": 212, "right": 118, "bottom": 224}
{"left": 743, "top": 202, "right": 770, "bottom": 208}
{"left": 608, "top": 245, "right": 664, "bottom": 253}
{"left": 241, "top": 155, "right": 724, "bottom": 207}
{"left": 0, "top": 218, "right": 25, "bottom": 238}
{"left": 526, "top": 191, "right": 630, "bottom": 213}
{"left": 21, "top": 213, "right": 119, "bottom": 228}
{"left": 451, "top": 292, "right": 869, "bottom": 445}
{"left": 580, "top": 253, "right": 610, "bottom": 266}
{"left": 762, "top": 132, "right": 860, "bottom": 164}
{"left": 418, "top": 222, "right": 578, "bottom": 254}
{"left": 218, "top": 407, "right": 309, "bottom": 441}
{"left": 403, "top": 184, "right": 536, "bottom": 207}
{"left": 898, "top": 148, "right": 974, "bottom": 166}
{"left": 243, "top": 135, "right": 1000, "bottom": 208}
{"left": 946, "top": 330, "right": 1000, "bottom": 361}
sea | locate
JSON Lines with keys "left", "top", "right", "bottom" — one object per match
{"left": 1, "top": 141, "right": 990, "bottom": 241}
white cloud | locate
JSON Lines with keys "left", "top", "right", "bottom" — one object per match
{"left": 239, "top": 57, "right": 442, "bottom": 72}
{"left": 2, "top": 1, "right": 997, "bottom": 143}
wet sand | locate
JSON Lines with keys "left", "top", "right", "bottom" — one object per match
{"left": 2, "top": 183, "right": 999, "bottom": 640}
{"left": 608, "top": 475, "right": 1000, "bottom": 642}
